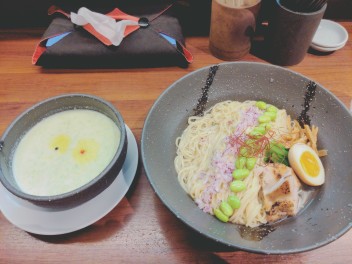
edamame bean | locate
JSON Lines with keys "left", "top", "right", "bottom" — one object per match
{"left": 230, "top": 180, "right": 246, "bottom": 192}
{"left": 214, "top": 208, "right": 229, "bottom": 222}
{"left": 245, "top": 139, "right": 255, "bottom": 146}
{"left": 232, "top": 168, "right": 250, "bottom": 180}
{"left": 240, "top": 147, "right": 248, "bottom": 156}
{"left": 267, "top": 105, "right": 278, "bottom": 113}
{"left": 249, "top": 131, "right": 261, "bottom": 137}
{"left": 255, "top": 101, "right": 267, "bottom": 110}
{"left": 258, "top": 115, "right": 271, "bottom": 123}
{"left": 220, "top": 201, "right": 234, "bottom": 217}
{"left": 264, "top": 111, "right": 277, "bottom": 121}
{"left": 227, "top": 195, "right": 241, "bottom": 209}
{"left": 250, "top": 126, "right": 266, "bottom": 136}
{"left": 235, "top": 157, "right": 247, "bottom": 169}
{"left": 246, "top": 157, "right": 257, "bottom": 170}
{"left": 259, "top": 123, "right": 271, "bottom": 131}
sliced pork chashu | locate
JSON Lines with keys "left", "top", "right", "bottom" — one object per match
{"left": 260, "top": 163, "right": 302, "bottom": 222}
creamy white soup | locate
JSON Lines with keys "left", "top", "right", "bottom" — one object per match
{"left": 12, "top": 109, "right": 121, "bottom": 196}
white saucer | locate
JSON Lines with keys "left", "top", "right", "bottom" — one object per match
{"left": 312, "top": 19, "right": 348, "bottom": 48}
{"left": 310, "top": 42, "right": 345, "bottom": 52}
{"left": 0, "top": 125, "right": 138, "bottom": 235}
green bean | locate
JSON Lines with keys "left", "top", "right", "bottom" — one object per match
{"left": 246, "top": 157, "right": 257, "bottom": 170}
{"left": 267, "top": 105, "right": 278, "bottom": 113}
{"left": 258, "top": 115, "right": 271, "bottom": 123}
{"left": 227, "top": 195, "right": 241, "bottom": 209}
{"left": 214, "top": 208, "right": 229, "bottom": 222}
{"left": 232, "top": 168, "right": 250, "bottom": 180}
{"left": 235, "top": 157, "right": 247, "bottom": 169}
{"left": 220, "top": 201, "right": 234, "bottom": 217}
{"left": 264, "top": 111, "right": 277, "bottom": 121}
{"left": 230, "top": 180, "right": 246, "bottom": 192}
{"left": 255, "top": 101, "right": 267, "bottom": 110}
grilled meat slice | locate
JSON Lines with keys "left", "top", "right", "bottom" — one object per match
{"left": 260, "top": 163, "right": 302, "bottom": 222}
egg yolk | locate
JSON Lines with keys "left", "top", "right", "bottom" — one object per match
{"left": 300, "top": 151, "right": 320, "bottom": 177}
{"left": 50, "top": 134, "right": 71, "bottom": 154}
{"left": 73, "top": 139, "right": 99, "bottom": 164}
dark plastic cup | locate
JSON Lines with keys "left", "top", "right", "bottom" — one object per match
{"left": 266, "top": 0, "right": 327, "bottom": 66}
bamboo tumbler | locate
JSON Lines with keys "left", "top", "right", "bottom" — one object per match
{"left": 209, "top": 0, "right": 262, "bottom": 60}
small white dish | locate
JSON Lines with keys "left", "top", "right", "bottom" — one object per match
{"left": 312, "top": 19, "right": 348, "bottom": 48}
{"left": 0, "top": 125, "right": 138, "bottom": 235}
{"left": 310, "top": 42, "right": 345, "bottom": 52}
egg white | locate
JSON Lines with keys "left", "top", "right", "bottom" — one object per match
{"left": 288, "top": 143, "right": 325, "bottom": 186}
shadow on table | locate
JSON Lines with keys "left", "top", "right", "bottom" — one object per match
{"left": 152, "top": 194, "right": 240, "bottom": 263}
{"left": 30, "top": 158, "right": 143, "bottom": 243}
{"left": 249, "top": 25, "right": 335, "bottom": 64}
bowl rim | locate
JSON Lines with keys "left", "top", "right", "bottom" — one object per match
{"left": 141, "top": 61, "right": 352, "bottom": 254}
{"left": 276, "top": 0, "right": 327, "bottom": 16}
{"left": 312, "top": 19, "right": 349, "bottom": 48}
{"left": 310, "top": 42, "right": 346, "bottom": 52}
{"left": 0, "top": 93, "right": 127, "bottom": 204}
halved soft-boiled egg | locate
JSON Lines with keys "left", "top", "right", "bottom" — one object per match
{"left": 288, "top": 143, "right": 325, "bottom": 186}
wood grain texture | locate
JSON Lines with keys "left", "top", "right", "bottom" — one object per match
{"left": 0, "top": 22, "right": 351, "bottom": 263}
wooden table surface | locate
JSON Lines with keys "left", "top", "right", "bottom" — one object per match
{"left": 0, "top": 22, "right": 351, "bottom": 263}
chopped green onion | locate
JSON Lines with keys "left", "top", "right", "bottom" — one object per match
{"left": 265, "top": 141, "right": 289, "bottom": 166}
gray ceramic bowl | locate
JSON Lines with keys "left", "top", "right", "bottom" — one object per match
{"left": 0, "top": 94, "right": 127, "bottom": 209}
{"left": 142, "top": 62, "right": 352, "bottom": 254}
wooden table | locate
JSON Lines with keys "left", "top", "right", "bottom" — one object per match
{"left": 0, "top": 22, "right": 351, "bottom": 263}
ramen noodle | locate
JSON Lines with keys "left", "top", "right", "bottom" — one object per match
{"left": 175, "top": 100, "right": 325, "bottom": 227}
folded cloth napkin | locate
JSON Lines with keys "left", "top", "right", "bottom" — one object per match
{"left": 33, "top": 3, "right": 193, "bottom": 68}
{"left": 70, "top": 7, "right": 139, "bottom": 46}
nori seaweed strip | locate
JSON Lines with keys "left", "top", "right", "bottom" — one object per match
{"left": 193, "top": 65, "right": 219, "bottom": 116}
{"left": 297, "top": 81, "right": 317, "bottom": 127}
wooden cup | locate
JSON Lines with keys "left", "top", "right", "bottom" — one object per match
{"left": 209, "top": 0, "right": 262, "bottom": 60}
